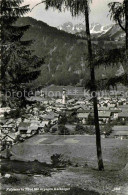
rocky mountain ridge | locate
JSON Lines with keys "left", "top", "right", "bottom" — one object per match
{"left": 58, "top": 22, "right": 125, "bottom": 41}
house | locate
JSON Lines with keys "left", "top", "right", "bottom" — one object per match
{"left": 48, "top": 100, "right": 55, "bottom": 105}
{"left": 100, "top": 102, "right": 106, "bottom": 107}
{"left": 98, "top": 107, "right": 109, "bottom": 111}
{"left": 1, "top": 133, "right": 17, "bottom": 148}
{"left": 76, "top": 100, "right": 85, "bottom": 105}
{"left": 112, "top": 126, "right": 128, "bottom": 131}
{"left": 24, "top": 118, "right": 30, "bottom": 123}
{"left": 76, "top": 105, "right": 91, "bottom": 114}
{"left": 50, "top": 112, "right": 59, "bottom": 118}
{"left": 109, "top": 108, "right": 122, "bottom": 120}
{"left": 51, "top": 118, "right": 59, "bottom": 124}
{"left": 91, "top": 111, "right": 111, "bottom": 124}
{"left": 114, "top": 131, "right": 128, "bottom": 139}
{"left": 6, "top": 118, "right": 15, "bottom": 125}
{"left": 108, "top": 104, "right": 116, "bottom": 108}
{"left": 67, "top": 99, "right": 76, "bottom": 104}
{"left": 1, "top": 124, "right": 14, "bottom": 134}
{"left": 0, "top": 107, "right": 11, "bottom": 118}
{"left": 28, "top": 123, "right": 39, "bottom": 134}
{"left": 56, "top": 99, "right": 63, "bottom": 104}
{"left": 41, "top": 100, "right": 49, "bottom": 105}
{"left": 54, "top": 107, "right": 61, "bottom": 112}
{"left": 54, "top": 103, "right": 65, "bottom": 108}
{"left": 46, "top": 107, "right": 53, "bottom": 112}
{"left": 0, "top": 107, "right": 11, "bottom": 114}
{"left": 18, "top": 122, "right": 30, "bottom": 135}
{"left": 118, "top": 112, "right": 128, "bottom": 121}
{"left": 107, "top": 101, "right": 112, "bottom": 107}
{"left": 30, "top": 119, "right": 40, "bottom": 124}
{"left": 112, "top": 126, "right": 128, "bottom": 139}
{"left": 18, "top": 122, "right": 39, "bottom": 137}
{"left": 16, "top": 118, "right": 22, "bottom": 125}
{"left": 40, "top": 112, "right": 59, "bottom": 125}
{"left": 73, "top": 105, "right": 81, "bottom": 110}
{"left": 77, "top": 113, "right": 90, "bottom": 124}
{"left": 39, "top": 121, "right": 49, "bottom": 127}
{"left": 98, "top": 111, "right": 111, "bottom": 124}
{"left": 119, "top": 105, "right": 128, "bottom": 110}
{"left": 41, "top": 112, "right": 59, "bottom": 121}
{"left": 0, "top": 118, "right": 7, "bottom": 125}
{"left": 65, "top": 108, "right": 77, "bottom": 116}
{"left": 38, "top": 121, "right": 49, "bottom": 132}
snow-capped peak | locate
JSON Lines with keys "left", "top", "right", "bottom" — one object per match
{"left": 58, "top": 22, "right": 113, "bottom": 35}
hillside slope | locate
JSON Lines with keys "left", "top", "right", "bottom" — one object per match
{"left": 15, "top": 17, "right": 122, "bottom": 87}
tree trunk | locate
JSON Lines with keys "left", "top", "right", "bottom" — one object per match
{"left": 84, "top": 0, "right": 104, "bottom": 171}
{"left": 124, "top": 0, "right": 128, "bottom": 77}
{"left": 125, "top": 0, "right": 128, "bottom": 51}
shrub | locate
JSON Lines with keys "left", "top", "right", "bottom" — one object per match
{"left": 75, "top": 124, "right": 85, "bottom": 134}
{"left": 58, "top": 114, "right": 67, "bottom": 125}
{"left": 51, "top": 127, "right": 57, "bottom": 133}
{"left": 58, "top": 125, "right": 70, "bottom": 135}
{"left": 51, "top": 154, "right": 72, "bottom": 167}
{"left": 3, "top": 176, "right": 20, "bottom": 184}
{"left": 9, "top": 109, "right": 21, "bottom": 119}
{"left": 100, "top": 124, "right": 112, "bottom": 136}
{"left": 75, "top": 124, "right": 95, "bottom": 135}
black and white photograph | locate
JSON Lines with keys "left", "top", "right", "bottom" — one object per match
{"left": 1, "top": 0, "right": 128, "bottom": 194}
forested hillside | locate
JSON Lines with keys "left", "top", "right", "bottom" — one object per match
{"left": 15, "top": 17, "right": 122, "bottom": 88}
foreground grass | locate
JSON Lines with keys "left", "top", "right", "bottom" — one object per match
{"left": 1, "top": 162, "right": 128, "bottom": 195}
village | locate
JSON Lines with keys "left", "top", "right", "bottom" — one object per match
{"left": 1, "top": 87, "right": 128, "bottom": 152}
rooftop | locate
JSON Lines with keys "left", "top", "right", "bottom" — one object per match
{"left": 118, "top": 112, "right": 128, "bottom": 118}
{"left": 112, "top": 126, "right": 128, "bottom": 131}
{"left": 77, "top": 113, "right": 90, "bottom": 118}
{"left": 114, "top": 131, "right": 128, "bottom": 136}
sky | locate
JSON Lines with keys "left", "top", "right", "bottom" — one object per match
{"left": 23, "top": 0, "right": 123, "bottom": 27}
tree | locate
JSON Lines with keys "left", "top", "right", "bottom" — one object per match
{"left": 58, "top": 125, "right": 70, "bottom": 135}
{"left": 32, "top": 0, "right": 104, "bottom": 170}
{"left": 1, "top": 0, "right": 44, "bottom": 107}
{"left": 97, "top": 0, "right": 128, "bottom": 88}
{"left": 126, "top": 0, "right": 128, "bottom": 51}
{"left": 1, "top": 0, "right": 29, "bottom": 91}
{"left": 108, "top": 0, "right": 128, "bottom": 79}
{"left": 108, "top": 0, "right": 128, "bottom": 51}
{"left": 75, "top": 124, "right": 86, "bottom": 134}
{"left": 58, "top": 113, "right": 67, "bottom": 125}
{"left": 91, "top": 0, "right": 128, "bottom": 90}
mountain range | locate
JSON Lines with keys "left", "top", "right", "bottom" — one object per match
{"left": 58, "top": 22, "right": 125, "bottom": 41}
{"left": 15, "top": 17, "right": 125, "bottom": 88}
{"left": 58, "top": 22, "right": 112, "bottom": 34}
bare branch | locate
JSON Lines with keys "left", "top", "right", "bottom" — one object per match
{"left": 117, "top": 18, "right": 126, "bottom": 32}
{"left": 31, "top": 1, "right": 46, "bottom": 12}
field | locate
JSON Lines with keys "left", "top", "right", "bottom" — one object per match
{"left": 9, "top": 135, "right": 128, "bottom": 169}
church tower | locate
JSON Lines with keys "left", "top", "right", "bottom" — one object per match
{"left": 62, "top": 88, "right": 66, "bottom": 104}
